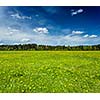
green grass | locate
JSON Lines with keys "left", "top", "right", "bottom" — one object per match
{"left": 0, "top": 51, "right": 100, "bottom": 93}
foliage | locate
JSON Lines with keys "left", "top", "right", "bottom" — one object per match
{"left": 0, "top": 44, "right": 100, "bottom": 51}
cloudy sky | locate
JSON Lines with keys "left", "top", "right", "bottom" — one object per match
{"left": 0, "top": 6, "right": 100, "bottom": 46}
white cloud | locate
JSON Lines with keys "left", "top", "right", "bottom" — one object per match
{"left": 21, "top": 38, "right": 31, "bottom": 42}
{"left": 89, "top": 35, "right": 97, "bottom": 38}
{"left": 4, "top": 27, "right": 20, "bottom": 36}
{"left": 13, "top": 43, "right": 20, "bottom": 45}
{"left": 71, "top": 9, "right": 84, "bottom": 16}
{"left": 83, "top": 34, "right": 98, "bottom": 38}
{"left": 11, "top": 13, "right": 21, "bottom": 19}
{"left": 83, "top": 34, "right": 89, "bottom": 38}
{"left": 72, "top": 30, "right": 84, "bottom": 34}
{"left": 33, "top": 27, "right": 49, "bottom": 34}
{"left": 77, "top": 9, "right": 83, "bottom": 13}
{"left": 0, "top": 27, "right": 33, "bottom": 43}
{"left": 71, "top": 12, "right": 77, "bottom": 16}
{"left": 11, "top": 13, "right": 32, "bottom": 20}
{"left": 6, "top": 32, "right": 13, "bottom": 36}
{"left": 23, "top": 16, "right": 32, "bottom": 20}
{"left": 0, "top": 26, "right": 99, "bottom": 46}
{"left": 8, "top": 27, "right": 19, "bottom": 32}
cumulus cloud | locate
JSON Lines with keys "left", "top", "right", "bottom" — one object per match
{"left": 72, "top": 30, "right": 84, "bottom": 34}
{"left": 33, "top": 27, "right": 49, "bottom": 34}
{"left": 0, "top": 26, "right": 99, "bottom": 46}
{"left": 21, "top": 38, "right": 31, "bottom": 42}
{"left": 89, "top": 35, "right": 97, "bottom": 38}
{"left": 83, "top": 34, "right": 89, "bottom": 38}
{"left": 71, "top": 9, "right": 84, "bottom": 16}
{"left": 83, "top": 34, "right": 98, "bottom": 38}
{"left": 77, "top": 9, "right": 83, "bottom": 13}
{"left": 13, "top": 43, "right": 20, "bottom": 45}
{"left": 11, "top": 13, "right": 32, "bottom": 20}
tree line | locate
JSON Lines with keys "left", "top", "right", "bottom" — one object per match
{"left": 0, "top": 44, "right": 100, "bottom": 51}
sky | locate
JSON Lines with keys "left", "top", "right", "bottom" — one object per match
{"left": 0, "top": 6, "right": 100, "bottom": 46}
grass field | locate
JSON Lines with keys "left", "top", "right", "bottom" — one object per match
{"left": 0, "top": 51, "right": 100, "bottom": 93}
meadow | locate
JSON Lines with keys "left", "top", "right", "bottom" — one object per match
{"left": 0, "top": 51, "right": 100, "bottom": 93}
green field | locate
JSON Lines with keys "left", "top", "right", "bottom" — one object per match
{"left": 0, "top": 51, "right": 100, "bottom": 93}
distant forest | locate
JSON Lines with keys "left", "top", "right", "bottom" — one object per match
{"left": 0, "top": 44, "right": 100, "bottom": 51}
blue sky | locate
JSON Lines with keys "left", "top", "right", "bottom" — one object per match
{"left": 0, "top": 6, "right": 100, "bottom": 46}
